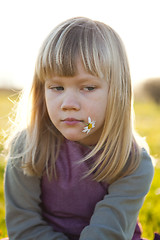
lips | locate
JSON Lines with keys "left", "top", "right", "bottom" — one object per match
{"left": 62, "top": 118, "right": 83, "bottom": 125}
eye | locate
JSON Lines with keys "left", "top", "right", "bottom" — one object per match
{"left": 50, "top": 86, "right": 64, "bottom": 91}
{"left": 83, "top": 86, "right": 95, "bottom": 91}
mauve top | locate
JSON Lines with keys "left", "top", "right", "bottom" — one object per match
{"left": 40, "top": 139, "right": 149, "bottom": 240}
{"left": 5, "top": 136, "right": 154, "bottom": 240}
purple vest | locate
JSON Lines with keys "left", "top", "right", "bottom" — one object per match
{"left": 41, "top": 139, "right": 141, "bottom": 240}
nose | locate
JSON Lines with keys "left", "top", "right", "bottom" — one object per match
{"left": 61, "top": 91, "right": 80, "bottom": 111}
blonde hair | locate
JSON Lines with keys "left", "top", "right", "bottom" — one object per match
{"left": 9, "top": 17, "right": 141, "bottom": 183}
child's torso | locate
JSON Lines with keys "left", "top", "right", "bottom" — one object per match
{"left": 41, "top": 139, "right": 141, "bottom": 240}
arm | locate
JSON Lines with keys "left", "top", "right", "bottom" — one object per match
{"left": 5, "top": 151, "right": 69, "bottom": 240}
{"left": 79, "top": 149, "right": 154, "bottom": 240}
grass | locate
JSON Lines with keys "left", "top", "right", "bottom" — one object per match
{"left": 0, "top": 89, "right": 18, "bottom": 238}
{"left": 134, "top": 100, "right": 160, "bottom": 239}
{"left": 0, "top": 89, "right": 160, "bottom": 239}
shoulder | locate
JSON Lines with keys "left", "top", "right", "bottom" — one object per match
{"left": 6, "top": 130, "right": 27, "bottom": 170}
{"left": 109, "top": 148, "right": 154, "bottom": 196}
{"left": 128, "top": 148, "right": 154, "bottom": 189}
{"left": 138, "top": 148, "right": 154, "bottom": 181}
{"left": 10, "top": 129, "right": 27, "bottom": 155}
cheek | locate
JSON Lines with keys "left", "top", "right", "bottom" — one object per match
{"left": 92, "top": 95, "right": 107, "bottom": 115}
{"left": 45, "top": 96, "right": 57, "bottom": 124}
{"left": 85, "top": 102, "right": 106, "bottom": 129}
{"left": 93, "top": 98, "right": 107, "bottom": 125}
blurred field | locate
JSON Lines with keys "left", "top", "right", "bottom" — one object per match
{"left": 0, "top": 89, "right": 160, "bottom": 239}
{"left": 134, "top": 99, "right": 160, "bottom": 238}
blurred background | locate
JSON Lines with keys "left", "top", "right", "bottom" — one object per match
{"left": 0, "top": 0, "right": 160, "bottom": 238}
{"left": 0, "top": 0, "right": 160, "bottom": 89}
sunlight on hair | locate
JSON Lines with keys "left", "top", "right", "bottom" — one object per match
{"left": 6, "top": 17, "right": 142, "bottom": 184}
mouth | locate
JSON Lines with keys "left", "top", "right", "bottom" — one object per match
{"left": 62, "top": 118, "right": 83, "bottom": 125}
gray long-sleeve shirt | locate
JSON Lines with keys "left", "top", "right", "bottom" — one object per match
{"left": 5, "top": 139, "right": 154, "bottom": 240}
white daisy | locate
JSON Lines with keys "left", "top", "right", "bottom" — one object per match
{"left": 82, "top": 117, "right": 96, "bottom": 134}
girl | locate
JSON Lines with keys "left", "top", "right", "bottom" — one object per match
{"left": 4, "top": 17, "right": 156, "bottom": 240}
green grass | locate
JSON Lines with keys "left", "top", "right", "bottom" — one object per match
{"left": 0, "top": 89, "right": 21, "bottom": 238}
{"left": 134, "top": 101, "right": 160, "bottom": 159}
{"left": 134, "top": 101, "right": 160, "bottom": 239}
{"left": 0, "top": 89, "right": 18, "bottom": 238}
{"left": 0, "top": 89, "right": 160, "bottom": 238}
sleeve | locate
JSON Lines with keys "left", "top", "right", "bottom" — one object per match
{"left": 4, "top": 151, "right": 69, "bottom": 240}
{"left": 79, "top": 149, "right": 154, "bottom": 240}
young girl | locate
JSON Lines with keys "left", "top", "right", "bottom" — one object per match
{"left": 4, "top": 17, "right": 157, "bottom": 240}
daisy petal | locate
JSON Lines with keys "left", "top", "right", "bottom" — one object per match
{"left": 88, "top": 117, "right": 91, "bottom": 123}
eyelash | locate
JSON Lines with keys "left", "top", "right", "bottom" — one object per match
{"left": 49, "top": 86, "right": 96, "bottom": 91}
{"left": 52, "top": 86, "right": 64, "bottom": 91}
{"left": 83, "top": 86, "right": 95, "bottom": 91}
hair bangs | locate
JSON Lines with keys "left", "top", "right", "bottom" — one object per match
{"left": 36, "top": 18, "right": 110, "bottom": 82}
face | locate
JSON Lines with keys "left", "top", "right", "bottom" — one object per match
{"left": 45, "top": 60, "right": 108, "bottom": 145}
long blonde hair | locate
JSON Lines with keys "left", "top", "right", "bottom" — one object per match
{"left": 9, "top": 17, "right": 141, "bottom": 183}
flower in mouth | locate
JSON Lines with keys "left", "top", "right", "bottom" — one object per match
{"left": 82, "top": 117, "right": 96, "bottom": 134}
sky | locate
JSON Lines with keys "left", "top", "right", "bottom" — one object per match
{"left": 0, "top": 0, "right": 160, "bottom": 89}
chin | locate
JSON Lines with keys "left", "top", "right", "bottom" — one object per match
{"left": 61, "top": 130, "right": 97, "bottom": 145}
{"left": 63, "top": 134, "right": 81, "bottom": 142}
{"left": 62, "top": 132, "right": 86, "bottom": 143}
